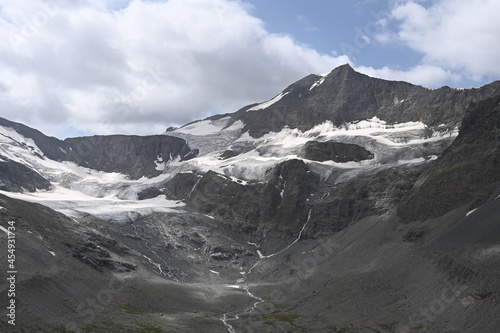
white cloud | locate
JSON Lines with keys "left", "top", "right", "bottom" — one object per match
{"left": 388, "top": 0, "right": 500, "bottom": 82}
{"left": 1, "top": 0, "right": 497, "bottom": 139}
{"left": 355, "top": 64, "right": 461, "bottom": 88}
{"left": 0, "top": 0, "right": 348, "bottom": 138}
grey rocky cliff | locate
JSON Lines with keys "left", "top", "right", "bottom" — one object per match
{"left": 0, "top": 116, "right": 196, "bottom": 180}
{"left": 397, "top": 95, "right": 500, "bottom": 222}
{"left": 163, "top": 172, "right": 201, "bottom": 200}
{"left": 237, "top": 64, "right": 500, "bottom": 137}
{"left": 299, "top": 141, "right": 373, "bottom": 162}
{"left": 186, "top": 159, "right": 318, "bottom": 243}
{"left": 0, "top": 116, "right": 67, "bottom": 161}
{"left": 0, "top": 159, "right": 51, "bottom": 192}
{"left": 63, "top": 135, "right": 193, "bottom": 179}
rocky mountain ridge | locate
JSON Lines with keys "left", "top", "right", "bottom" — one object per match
{"left": 236, "top": 64, "right": 500, "bottom": 137}
{"left": 0, "top": 65, "right": 499, "bottom": 332}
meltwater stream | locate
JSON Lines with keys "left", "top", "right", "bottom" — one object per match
{"left": 220, "top": 209, "right": 312, "bottom": 332}
{"left": 131, "top": 223, "right": 179, "bottom": 281}
{"left": 221, "top": 286, "right": 265, "bottom": 333}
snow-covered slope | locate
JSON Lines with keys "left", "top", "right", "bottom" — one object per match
{"left": 0, "top": 103, "right": 458, "bottom": 223}
{"left": 0, "top": 124, "right": 185, "bottom": 220}
{"left": 0, "top": 64, "right": 497, "bottom": 226}
{"left": 166, "top": 116, "right": 457, "bottom": 183}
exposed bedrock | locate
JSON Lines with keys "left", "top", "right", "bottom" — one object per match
{"left": 398, "top": 95, "right": 500, "bottom": 222}
{"left": 186, "top": 159, "right": 319, "bottom": 242}
{"left": 299, "top": 140, "right": 374, "bottom": 162}
{"left": 0, "top": 159, "right": 51, "bottom": 192}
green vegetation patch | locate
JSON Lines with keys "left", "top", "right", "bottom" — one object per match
{"left": 262, "top": 312, "right": 300, "bottom": 323}
{"left": 427, "top": 163, "right": 473, "bottom": 183}
{"left": 379, "top": 321, "right": 399, "bottom": 332}
{"left": 118, "top": 303, "right": 145, "bottom": 314}
{"left": 137, "top": 323, "right": 164, "bottom": 333}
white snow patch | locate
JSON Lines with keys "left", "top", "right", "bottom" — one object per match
{"left": 154, "top": 155, "right": 173, "bottom": 172}
{"left": 0, "top": 125, "right": 44, "bottom": 157}
{"left": 397, "top": 156, "right": 438, "bottom": 165}
{"left": 174, "top": 119, "right": 229, "bottom": 136}
{"left": 165, "top": 117, "right": 456, "bottom": 184}
{"left": 247, "top": 242, "right": 259, "bottom": 248}
{"left": 226, "top": 285, "right": 241, "bottom": 289}
{"left": 280, "top": 181, "right": 286, "bottom": 198}
{"left": 310, "top": 76, "right": 326, "bottom": 90}
{"left": 167, "top": 118, "right": 243, "bottom": 155}
{"left": 0, "top": 186, "right": 185, "bottom": 222}
{"left": 247, "top": 91, "right": 289, "bottom": 111}
{"left": 229, "top": 176, "right": 248, "bottom": 185}
{"left": 466, "top": 208, "right": 478, "bottom": 216}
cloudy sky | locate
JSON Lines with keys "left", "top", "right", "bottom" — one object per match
{"left": 0, "top": 0, "right": 499, "bottom": 138}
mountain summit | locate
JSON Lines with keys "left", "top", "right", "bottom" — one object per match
{"left": 1, "top": 65, "right": 499, "bottom": 332}
{"left": 236, "top": 63, "right": 500, "bottom": 137}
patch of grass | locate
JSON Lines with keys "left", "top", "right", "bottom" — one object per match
{"left": 137, "top": 323, "right": 164, "bottom": 333}
{"left": 428, "top": 163, "right": 472, "bottom": 183}
{"left": 272, "top": 302, "right": 286, "bottom": 309}
{"left": 404, "top": 227, "right": 429, "bottom": 242}
{"left": 53, "top": 327, "right": 75, "bottom": 333}
{"left": 263, "top": 313, "right": 300, "bottom": 323}
{"left": 379, "top": 235, "right": 393, "bottom": 245}
{"left": 365, "top": 328, "right": 381, "bottom": 333}
{"left": 79, "top": 321, "right": 163, "bottom": 333}
{"left": 379, "top": 321, "right": 399, "bottom": 332}
{"left": 81, "top": 322, "right": 131, "bottom": 333}
{"left": 118, "top": 303, "right": 144, "bottom": 314}
{"left": 328, "top": 326, "right": 351, "bottom": 333}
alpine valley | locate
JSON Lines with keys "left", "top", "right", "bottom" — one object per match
{"left": 1, "top": 64, "right": 499, "bottom": 333}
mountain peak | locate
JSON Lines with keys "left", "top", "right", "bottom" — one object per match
{"left": 237, "top": 64, "right": 500, "bottom": 138}
{"left": 327, "top": 63, "right": 369, "bottom": 82}
{"left": 332, "top": 63, "right": 354, "bottom": 72}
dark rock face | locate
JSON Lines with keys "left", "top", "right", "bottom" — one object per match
{"left": 258, "top": 159, "right": 319, "bottom": 238}
{"left": 164, "top": 172, "right": 201, "bottom": 200}
{"left": 0, "top": 116, "right": 195, "bottom": 180}
{"left": 187, "top": 159, "right": 319, "bottom": 241}
{"left": 137, "top": 187, "right": 162, "bottom": 200}
{"left": 70, "top": 242, "right": 136, "bottom": 273}
{"left": 0, "top": 160, "right": 51, "bottom": 192}
{"left": 67, "top": 231, "right": 135, "bottom": 272}
{"left": 63, "top": 135, "right": 192, "bottom": 179}
{"left": 220, "top": 149, "right": 239, "bottom": 160}
{"left": 299, "top": 141, "right": 373, "bottom": 162}
{"left": 397, "top": 95, "right": 500, "bottom": 222}
{"left": 0, "top": 117, "right": 67, "bottom": 161}
{"left": 238, "top": 64, "right": 500, "bottom": 137}
{"left": 181, "top": 148, "right": 199, "bottom": 161}
{"left": 308, "top": 165, "right": 425, "bottom": 237}
{"left": 186, "top": 170, "right": 263, "bottom": 235}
